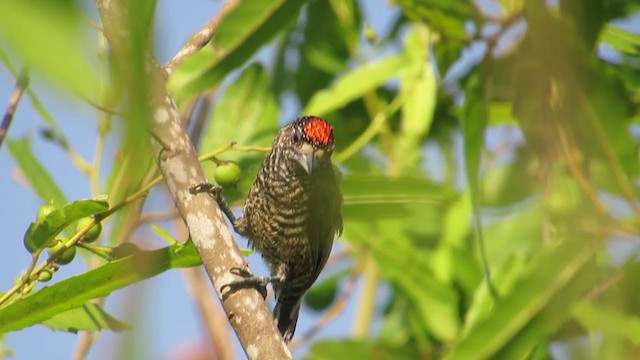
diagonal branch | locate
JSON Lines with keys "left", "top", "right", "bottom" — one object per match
{"left": 95, "top": 0, "right": 292, "bottom": 359}
{"left": 164, "top": 0, "right": 239, "bottom": 75}
{"left": 0, "top": 67, "right": 29, "bottom": 149}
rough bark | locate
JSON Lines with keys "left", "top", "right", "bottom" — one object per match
{"left": 95, "top": 1, "right": 292, "bottom": 358}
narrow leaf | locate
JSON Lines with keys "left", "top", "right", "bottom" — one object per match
{"left": 43, "top": 303, "right": 130, "bottom": 333}
{"left": 600, "top": 24, "right": 640, "bottom": 56}
{"left": 573, "top": 301, "right": 640, "bottom": 346}
{"left": 341, "top": 174, "right": 456, "bottom": 221}
{"left": 444, "top": 238, "right": 596, "bottom": 360}
{"left": 308, "top": 339, "right": 419, "bottom": 360}
{"left": 304, "top": 54, "right": 412, "bottom": 116}
{"left": 7, "top": 137, "right": 67, "bottom": 206}
{"left": 0, "top": 241, "right": 201, "bottom": 333}
{"left": 0, "top": 0, "right": 97, "bottom": 96}
{"left": 169, "top": 0, "right": 308, "bottom": 101}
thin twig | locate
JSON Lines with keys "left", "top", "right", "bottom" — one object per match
{"left": 583, "top": 273, "right": 623, "bottom": 301}
{"left": 81, "top": 96, "right": 124, "bottom": 117}
{"left": 137, "top": 210, "right": 180, "bottom": 225}
{"left": 553, "top": 121, "right": 609, "bottom": 215}
{"left": 0, "top": 67, "right": 29, "bottom": 149}
{"left": 164, "top": 0, "right": 240, "bottom": 74}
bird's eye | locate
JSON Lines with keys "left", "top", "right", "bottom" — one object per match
{"left": 292, "top": 131, "right": 302, "bottom": 143}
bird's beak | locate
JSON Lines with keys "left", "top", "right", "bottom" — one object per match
{"left": 297, "top": 152, "right": 315, "bottom": 174}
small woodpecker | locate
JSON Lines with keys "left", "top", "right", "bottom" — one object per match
{"left": 192, "top": 116, "right": 343, "bottom": 343}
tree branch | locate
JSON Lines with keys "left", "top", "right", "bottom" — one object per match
{"left": 95, "top": 0, "right": 292, "bottom": 358}
{"left": 0, "top": 67, "right": 29, "bottom": 149}
{"left": 164, "top": 0, "right": 239, "bottom": 74}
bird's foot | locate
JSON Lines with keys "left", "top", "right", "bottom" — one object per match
{"left": 189, "top": 182, "right": 237, "bottom": 225}
{"left": 189, "top": 182, "right": 221, "bottom": 198}
{"left": 220, "top": 267, "right": 282, "bottom": 300}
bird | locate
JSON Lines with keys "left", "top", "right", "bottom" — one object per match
{"left": 191, "top": 115, "right": 343, "bottom": 343}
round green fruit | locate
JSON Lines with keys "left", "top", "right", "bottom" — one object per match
{"left": 37, "top": 204, "right": 56, "bottom": 222}
{"left": 76, "top": 217, "right": 102, "bottom": 243}
{"left": 38, "top": 269, "right": 53, "bottom": 282}
{"left": 48, "top": 237, "right": 77, "bottom": 265}
{"left": 214, "top": 162, "right": 241, "bottom": 186}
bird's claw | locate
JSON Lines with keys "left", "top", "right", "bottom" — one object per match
{"left": 189, "top": 182, "right": 222, "bottom": 199}
{"left": 220, "top": 267, "right": 269, "bottom": 300}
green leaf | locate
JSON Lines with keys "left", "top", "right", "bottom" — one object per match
{"left": 200, "top": 64, "right": 279, "bottom": 159}
{"left": 441, "top": 192, "right": 471, "bottom": 248}
{"left": 304, "top": 269, "right": 349, "bottom": 311}
{"left": 0, "top": 0, "right": 97, "bottom": 96}
{"left": 461, "top": 75, "right": 487, "bottom": 208}
{"left": 199, "top": 63, "right": 279, "bottom": 201}
{"left": 168, "top": 0, "right": 308, "bottom": 101}
{"left": 304, "top": 54, "right": 412, "bottom": 116}
{"left": 7, "top": 137, "right": 67, "bottom": 206}
{"left": 572, "top": 301, "right": 640, "bottom": 346}
{"left": 461, "top": 73, "right": 493, "bottom": 299}
{"left": 289, "top": 0, "right": 359, "bottom": 102}
{"left": 493, "top": 259, "right": 595, "bottom": 359}
{"left": 483, "top": 199, "right": 544, "bottom": 264}
{"left": 0, "top": 241, "right": 201, "bottom": 333}
{"left": 308, "top": 339, "right": 419, "bottom": 360}
{"left": 370, "top": 220, "right": 461, "bottom": 341}
{"left": 463, "top": 253, "right": 529, "bottom": 334}
{"left": 43, "top": 303, "right": 130, "bottom": 333}
{"left": 444, "top": 238, "right": 597, "bottom": 360}
{"left": 23, "top": 197, "right": 109, "bottom": 253}
{"left": 400, "top": 24, "right": 436, "bottom": 136}
{"left": 341, "top": 174, "right": 457, "bottom": 221}
{"left": 488, "top": 101, "right": 518, "bottom": 125}
{"left": 151, "top": 225, "right": 178, "bottom": 245}
{"left": 393, "top": 0, "right": 473, "bottom": 39}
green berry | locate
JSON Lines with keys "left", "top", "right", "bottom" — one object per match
{"left": 214, "top": 161, "right": 242, "bottom": 186}
{"left": 38, "top": 269, "right": 53, "bottom": 282}
{"left": 37, "top": 204, "right": 56, "bottom": 222}
{"left": 76, "top": 217, "right": 102, "bottom": 243}
{"left": 48, "top": 237, "right": 77, "bottom": 265}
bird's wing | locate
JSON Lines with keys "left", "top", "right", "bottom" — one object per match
{"left": 308, "top": 164, "right": 343, "bottom": 282}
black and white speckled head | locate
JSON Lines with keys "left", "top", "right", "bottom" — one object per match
{"left": 273, "top": 116, "right": 335, "bottom": 175}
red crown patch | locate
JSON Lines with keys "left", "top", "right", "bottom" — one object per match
{"left": 303, "top": 117, "right": 334, "bottom": 146}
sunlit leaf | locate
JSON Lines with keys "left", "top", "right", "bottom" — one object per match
{"left": 199, "top": 63, "right": 279, "bottom": 201}
{"left": 393, "top": 0, "right": 474, "bottom": 39}
{"left": 23, "top": 197, "right": 109, "bottom": 253}
{"left": 43, "top": 303, "right": 130, "bottom": 333}
{"left": 602, "top": 22, "right": 639, "bottom": 56}
{"left": 445, "top": 238, "right": 597, "bottom": 360}
{"left": 341, "top": 174, "right": 457, "bottom": 221}
{"left": 304, "top": 54, "right": 412, "bottom": 116}
{"left": 573, "top": 301, "right": 640, "bottom": 346}
{"left": 308, "top": 339, "right": 419, "bottom": 360}
{"left": 169, "top": 0, "right": 308, "bottom": 101}
{"left": 0, "top": 241, "right": 201, "bottom": 333}
{"left": 0, "top": 0, "right": 97, "bottom": 96}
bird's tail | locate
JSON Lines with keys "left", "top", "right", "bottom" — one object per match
{"left": 273, "top": 297, "right": 302, "bottom": 343}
